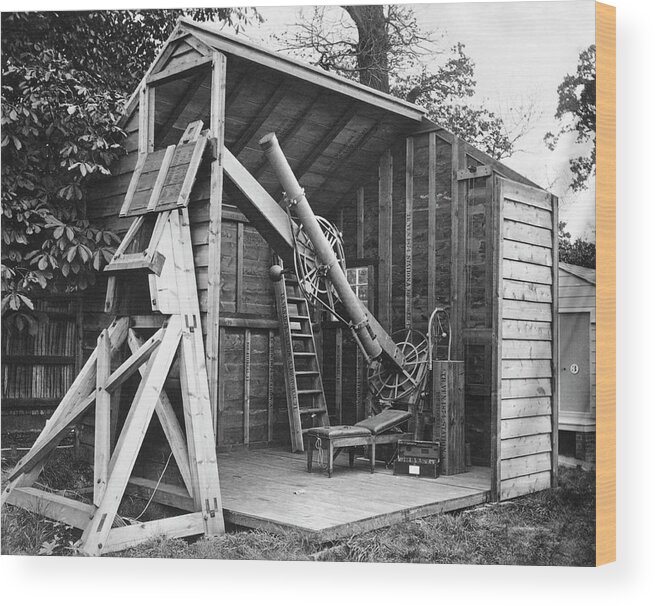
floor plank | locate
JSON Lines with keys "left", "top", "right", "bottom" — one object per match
{"left": 215, "top": 448, "right": 490, "bottom": 539}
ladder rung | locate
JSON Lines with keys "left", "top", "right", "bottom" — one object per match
{"left": 293, "top": 352, "right": 315, "bottom": 357}
{"left": 297, "top": 389, "right": 322, "bottom": 395}
{"left": 300, "top": 407, "right": 328, "bottom": 415}
{"left": 295, "top": 370, "right": 319, "bottom": 376}
{"left": 286, "top": 296, "right": 306, "bottom": 303}
{"left": 289, "top": 315, "right": 310, "bottom": 322}
{"left": 291, "top": 333, "right": 313, "bottom": 338}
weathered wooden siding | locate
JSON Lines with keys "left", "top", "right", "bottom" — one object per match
{"left": 83, "top": 124, "right": 290, "bottom": 451}
{"left": 559, "top": 272, "right": 595, "bottom": 310}
{"left": 496, "top": 178, "right": 557, "bottom": 500}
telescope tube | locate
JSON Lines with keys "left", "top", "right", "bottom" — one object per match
{"left": 260, "top": 132, "right": 405, "bottom": 370}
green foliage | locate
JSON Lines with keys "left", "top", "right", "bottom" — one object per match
{"left": 559, "top": 221, "right": 596, "bottom": 268}
{"left": 1, "top": 9, "right": 259, "bottom": 322}
{"left": 545, "top": 45, "right": 596, "bottom": 191}
{"left": 1, "top": 40, "right": 125, "bottom": 319}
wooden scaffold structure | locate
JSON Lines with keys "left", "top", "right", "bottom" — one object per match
{"left": 2, "top": 122, "right": 226, "bottom": 555}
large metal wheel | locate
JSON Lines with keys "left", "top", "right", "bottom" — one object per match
{"left": 367, "top": 329, "right": 430, "bottom": 402}
{"left": 293, "top": 216, "right": 346, "bottom": 306}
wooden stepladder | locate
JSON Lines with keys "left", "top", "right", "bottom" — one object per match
{"left": 273, "top": 263, "right": 329, "bottom": 452}
{"left": 2, "top": 122, "right": 225, "bottom": 555}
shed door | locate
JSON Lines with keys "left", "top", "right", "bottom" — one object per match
{"left": 559, "top": 312, "right": 590, "bottom": 413}
{"left": 494, "top": 176, "right": 557, "bottom": 501}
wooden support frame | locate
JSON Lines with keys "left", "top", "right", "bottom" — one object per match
{"left": 405, "top": 137, "right": 414, "bottom": 329}
{"left": 356, "top": 186, "right": 365, "bottom": 259}
{"left": 94, "top": 329, "right": 112, "bottom": 505}
{"left": 127, "top": 329, "right": 194, "bottom": 495}
{"left": 335, "top": 327, "right": 343, "bottom": 425}
{"left": 450, "top": 138, "right": 467, "bottom": 360}
{"left": 6, "top": 487, "right": 97, "bottom": 530}
{"left": 5, "top": 120, "right": 226, "bottom": 554}
{"left": 427, "top": 132, "right": 437, "bottom": 314}
{"left": 79, "top": 317, "right": 184, "bottom": 555}
{"left": 146, "top": 55, "right": 213, "bottom": 87}
{"left": 206, "top": 51, "right": 227, "bottom": 434}
{"left": 104, "top": 328, "right": 164, "bottom": 393}
{"left": 490, "top": 175, "right": 504, "bottom": 501}
{"left": 377, "top": 149, "right": 393, "bottom": 331}
{"left": 550, "top": 192, "right": 560, "bottom": 488}
{"left": 243, "top": 328, "right": 251, "bottom": 445}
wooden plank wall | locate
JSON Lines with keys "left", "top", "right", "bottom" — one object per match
{"left": 458, "top": 154, "right": 494, "bottom": 465}
{"left": 324, "top": 132, "right": 453, "bottom": 427}
{"left": 496, "top": 177, "right": 557, "bottom": 500}
{"left": 1, "top": 297, "right": 83, "bottom": 432}
{"left": 82, "top": 116, "right": 291, "bottom": 453}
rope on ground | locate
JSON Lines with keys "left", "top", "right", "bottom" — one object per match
{"left": 126, "top": 450, "right": 174, "bottom": 523}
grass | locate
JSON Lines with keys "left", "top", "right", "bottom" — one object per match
{"left": 1, "top": 447, "right": 595, "bottom": 565}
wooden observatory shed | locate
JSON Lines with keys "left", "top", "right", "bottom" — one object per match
{"left": 4, "top": 19, "right": 560, "bottom": 549}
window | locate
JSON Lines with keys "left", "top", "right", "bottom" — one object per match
{"left": 347, "top": 266, "right": 370, "bottom": 308}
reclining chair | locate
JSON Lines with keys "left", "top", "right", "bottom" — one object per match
{"left": 306, "top": 408, "right": 413, "bottom": 478}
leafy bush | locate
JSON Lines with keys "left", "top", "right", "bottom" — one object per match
{"left": 1, "top": 9, "right": 259, "bottom": 324}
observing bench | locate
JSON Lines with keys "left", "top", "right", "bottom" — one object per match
{"left": 306, "top": 409, "right": 413, "bottom": 477}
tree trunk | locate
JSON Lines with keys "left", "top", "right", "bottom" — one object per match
{"left": 343, "top": 5, "right": 390, "bottom": 93}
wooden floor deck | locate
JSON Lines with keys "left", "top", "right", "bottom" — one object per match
{"left": 215, "top": 448, "right": 491, "bottom": 540}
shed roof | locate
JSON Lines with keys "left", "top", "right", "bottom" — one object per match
{"left": 119, "top": 19, "right": 428, "bottom": 213}
{"left": 560, "top": 262, "right": 596, "bottom": 285}
{"left": 178, "top": 18, "right": 426, "bottom": 121}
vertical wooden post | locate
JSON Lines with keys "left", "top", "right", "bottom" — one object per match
{"left": 147, "top": 87, "right": 156, "bottom": 153}
{"left": 217, "top": 326, "right": 225, "bottom": 447}
{"left": 236, "top": 222, "right": 245, "bottom": 313}
{"left": 405, "top": 138, "right": 414, "bottom": 329}
{"left": 450, "top": 138, "right": 466, "bottom": 360}
{"left": 267, "top": 330, "right": 274, "bottom": 443}
{"left": 79, "top": 318, "right": 183, "bottom": 556}
{"left": 428, "top": 132, "right": 437, "bottom": 315}
{"left": 433, "top": 360, "right": 466, "bottom": 474}
{"left": 138, "top": 84, "right": 148, "bottom": 154}
{"left": 490, "top": 176, "right": 504, "bottom": 501}
{"left": 356, "top": 351, "right": 363, "bottom": 421}
{"left": 207, "top": 52, "right": 227, "bottom": 435}
{"left": 243, "top": 328, "right": 251, "bottom": 445}
{"left": 356, "top": 186, "right": 365, "bottom": 259}
{"left": 377, "top": 149, "right": 393, "bottom": 331}
{"left": 94, "top": 329, "right": 111, "bottom": 505}
{"left": 335, "top": 328, "right": 343, "bottom": 424}
{"left": 550, "top": 193, "right": 560, "bottom": 487}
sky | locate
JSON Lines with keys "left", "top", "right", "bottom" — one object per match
{"left": 233, "top": 1, "right": 596, "bottom": 239}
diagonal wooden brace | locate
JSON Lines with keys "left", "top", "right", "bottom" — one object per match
{"left": 78, "top": 316, "right": 183, "bottom": 556}
{"left": 127, "top": 329, "right": 194, "bottom": 496}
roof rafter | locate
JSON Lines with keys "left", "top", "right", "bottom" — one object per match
{"left": 155, "top": 70, "right": 209, "bottom": 146}
{"left": 314, "top": 116, "right": 388, "bottom": 212}
{"left": 252, "top": 91, "right": 323, "bottom": 179}
{"left": 230, "top": 78, "right": 290, "bottom": 157}
{"left": 271, "top": 103, "right": 359, "bottom": 200}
